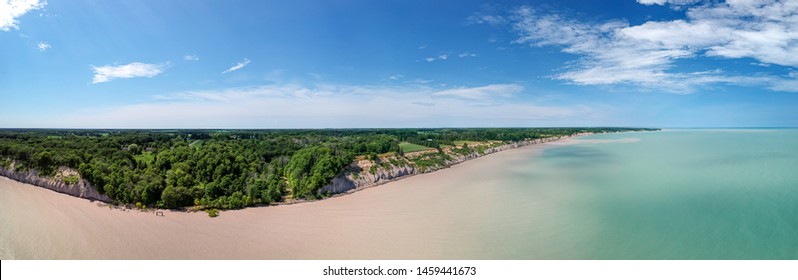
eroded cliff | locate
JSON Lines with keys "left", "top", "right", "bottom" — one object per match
{"left": 318, "top": 135, "right": 580, "bottom": 195}
{"left": 0, "top": 163, "right": 111, "bottom": 202}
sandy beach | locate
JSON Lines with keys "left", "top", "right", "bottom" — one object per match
{"left": 0, "top": 140, "right": 560, "bottom": 259}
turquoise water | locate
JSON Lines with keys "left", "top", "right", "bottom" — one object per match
{"left": 483, "top": 129, "right": 798, "bottom": 259}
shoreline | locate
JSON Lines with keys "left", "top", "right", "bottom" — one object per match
{"left": 0, "top": 133, "right": 596, "bottom": 213}
{"left": 0, "top": 134, "right": 571, "bottom": 259}
{"left": 300, "top": 133, "right": 594, "bottom": 205}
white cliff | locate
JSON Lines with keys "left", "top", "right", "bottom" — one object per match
{"left": 0, "top": 163, "right": 111, "bottom": 202}
{"left": 318, "top": 135, "right": 584, "bottom": 195}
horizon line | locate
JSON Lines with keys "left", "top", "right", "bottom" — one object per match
{"left": 0, "top": 126, "right": 795, "bottom": 130}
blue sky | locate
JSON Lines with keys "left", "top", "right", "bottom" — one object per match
{"left": 1, "top": 0, "right": 797, "bottom": 128}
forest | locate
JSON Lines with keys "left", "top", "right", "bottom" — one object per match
{"left": 0, "top": 128, "right": 656, "bottom": 210}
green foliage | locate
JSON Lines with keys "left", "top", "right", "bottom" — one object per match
{"left": 453, "top": 140, "right": 480, "bottom": 147}
{"left": 410, "top": 152, "right": 451, "bottom": 172}
{"left": 250, "top": 160, "right": 286, "bottom": 204}
{"left": 161, "top": 186, "right": 193, "bottom": 209}
{"left": 206, "top": 208, "right": 219, "bottom": 218}
{"left": 62, "top": 175, "right": 80, "bottom": 185}
{"left": 286, "top": 147, "right": 351, "bottom": 199}
{"left": 451, "top": 147, "right": 471, "bottom": 156}
{"left": 388, "top": 158, "right": 403, "bottom": 167}
{"left": 133, "top": 151, "right": 155, "bottom": 166}
{"left": 127, "top": 143, "right": 142, "bottom": 155}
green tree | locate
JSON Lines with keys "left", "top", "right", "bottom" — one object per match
{"left": 127, "top": 143, "right": 142, "bottom": 155}
{"left": 161, "top": 186, "right": 193, "bottom": 208}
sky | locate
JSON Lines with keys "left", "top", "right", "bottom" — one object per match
{"left": 1, "top": 0, "right": 797, "bottom": 128}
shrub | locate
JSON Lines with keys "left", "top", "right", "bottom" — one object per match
{"left": 63, "top": 175, "right": 80, "bottom": 185}
{"left": 206, "top": 208, "right": 219, "bottom": 218}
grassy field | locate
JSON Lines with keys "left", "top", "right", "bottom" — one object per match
{"left": 189, "top": 140, "right": 203, "bottom": 148}
{"left": 134, "top": 151, "right": 155, "bottom": 165}
{"left": 399, "top": 142, "right": 433, "bottom": 153}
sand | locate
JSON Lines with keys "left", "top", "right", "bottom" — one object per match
{"left": 0, "top": 141, "right": 558, "bottom": 260}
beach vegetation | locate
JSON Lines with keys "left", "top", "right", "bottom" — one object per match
{"left": 62, "top": 175, "right": 80, "bottom": 185}
{"left": 206, "top": 208, "right": 219, "bottom": 218}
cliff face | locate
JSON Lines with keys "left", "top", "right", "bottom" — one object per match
{"left": 0, "top": 163, "right": 111, "bottom": 202}
{"left": 318, "top": 135, "right": 578, "bottom": 195}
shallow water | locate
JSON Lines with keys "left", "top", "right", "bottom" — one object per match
{"left": 1, "top": 129, "right": 796, "bottom": 259}
{"left": 483, "top": 129, "right": 798, "bottom": 259}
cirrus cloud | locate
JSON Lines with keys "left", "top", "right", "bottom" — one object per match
{"left": 636, "top": 0, "right": 702, "bottom": 6}
{"left": 91, "top": 62, "right": 167, "bottom": 84}
{"left": 222, "top": 58, "right": 250, "bottom": 74}
{"left": 432, "top": 83, "right": 523, "bottom": 100}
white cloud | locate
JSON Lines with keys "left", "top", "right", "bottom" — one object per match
{"left": 222, "top": 58, "right": 250, "bottom": 74}
{"left": 388, "top": 74, "right": 404, "bottom": 80}
{"left": 506, "top": 2, "right": 798, "bottom": 93}
{"left": 638, "top": 0, "right": 667, "bottom": 4}
{"left": 766, "top": 72, "right": 798, "bottom": 92}
{"left": 0, "top": 0, "right": 46, "bottom": 31}
{"left": 91, "top": 62, "right": 167, "bottom": 84}
{"left": 637, "top": 0, "right": 702, "bottom": 6}
{"left": 425, "top": 53, "right": 450, "bottom": 62}
{"left": 458, "top": 52, "right": 477, "bottom": 58}
{"left": 37, "top": 41, "right": 49, "bottom": 52}
{"left": 53, "top": 83, "right": 597, "bottom": 128}
{"left": 411, "top": 101, "right": 435, "bottom": 107}
{"left": 468, "top": 13, "right": 507, "bottom": 26}
{"left": 183, "top": 54, "right": 199, "bottom": 61}
{"left": 432, "top": 83, "right": 523, "bottom": 100}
